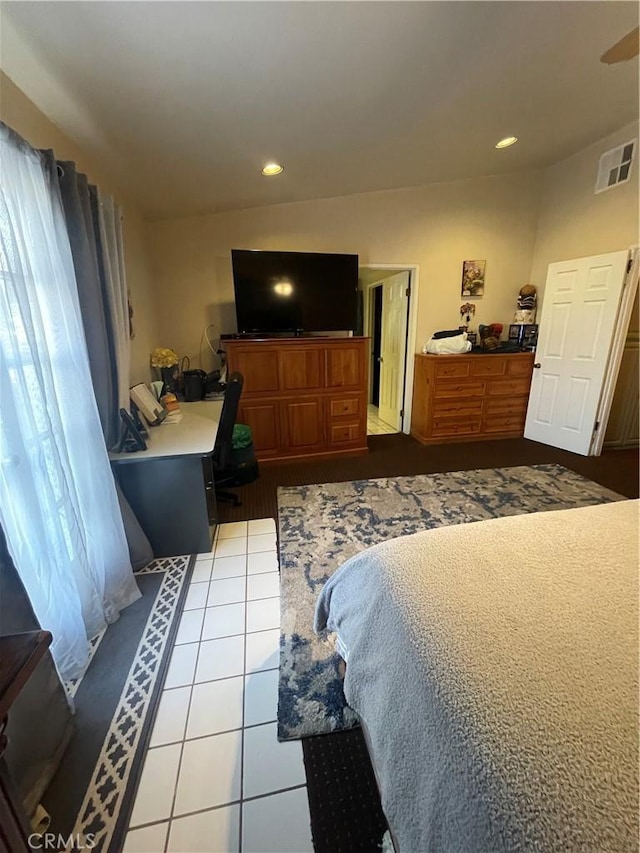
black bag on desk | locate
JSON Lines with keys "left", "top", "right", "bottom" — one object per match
{"left": 183, "top": 369, "right": 207, "bottom": 401}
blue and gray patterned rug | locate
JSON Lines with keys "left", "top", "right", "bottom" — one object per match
{"left": 276, "top": 464, "right": 622, "bottom": 741}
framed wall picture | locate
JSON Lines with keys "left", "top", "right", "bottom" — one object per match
{"left": 461, "top": 260, "right": 486, "bottom": 297}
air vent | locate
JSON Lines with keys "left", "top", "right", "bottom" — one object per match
{"left": 595, "top": 139, "right": 636, "bottom": 194}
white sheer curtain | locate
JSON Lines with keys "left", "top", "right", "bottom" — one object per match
{"left": 0, "top": 126, "right": 140, "bottom": 681}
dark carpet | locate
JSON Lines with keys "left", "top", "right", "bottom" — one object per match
{"left": 218, "top": 434, "right": 638, "bottom": 852}
{"left": 303, "top": 729, "right": 388, "bottom": 853}
{"left": 218, "top": 434, "right": 639, "bottom": 524}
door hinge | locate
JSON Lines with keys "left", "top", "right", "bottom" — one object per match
{"left": 623, "top": 255, "right": 634, "bottom": 285}
{"left": 400, "top": 408, "right": 404, "bottom": 418}
{"left": 405, "top": 287, "right": 411, "bottom": 297}
{"left": 593, "top": 420, "right": 600, "bottom": 432}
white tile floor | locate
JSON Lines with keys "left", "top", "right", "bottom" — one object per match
{"left": 367, "top": 404, "right": 398, "bottom": 435}
{"left": 124, "top": 518, "right": 313, "bottom": 853}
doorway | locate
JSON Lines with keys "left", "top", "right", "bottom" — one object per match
{"left": 370, "top": 285, "right": 383, "bottom": 408}
{"left": 360, "top": 267, "right": 412, "bottom": 435}
{"left": 603, "top": 288, "right": 639, "bottom": 449}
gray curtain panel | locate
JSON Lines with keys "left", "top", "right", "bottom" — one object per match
{"left": 55, "top": 158, "right": 119, "bottom": 446}
{"left": 41, "top": 150, "right": 153, "bottom": 570}
{"left": 90, "top": 186, "right": 131, "bottom": 419}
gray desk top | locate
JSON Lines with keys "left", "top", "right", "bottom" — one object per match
{"left": 109, "top": 400, "right": 223, "bottom": 464}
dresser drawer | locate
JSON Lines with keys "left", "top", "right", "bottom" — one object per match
{"left": 483, "top": 413, "right": 526, "bottom": 433}
{"left": 470, "top": 359, "right": 506, "bottom": 377}
{"left": 329, "top": 422, "right": 362, "bottom": 445}
{"left": 507, "top": 358, "right": 534, "bottom": 377}
{"left": 435, "top": 360, "right": 470, "bottom": 379}
{"left": 431, "top": 417, "right": 482, "bottom": 438}
{"left": 487, "top": 378, "right": 531, "bottom": 397}
{"left": 433, "top": 399, "right": 483, "bottom": 417}
{"left": 434, "top": 380, "right": 486, "bottom": 399}
{"left": 328, "top": 397, "right": 360, "bottom": 418}
{"left": 485, "top": 396, "right": 529, "bottom": 415}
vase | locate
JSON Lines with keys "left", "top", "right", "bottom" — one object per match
{"left": 160, "top": 365, "right": 179, "bottom": 395}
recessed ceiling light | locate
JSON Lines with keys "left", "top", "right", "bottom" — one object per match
{"left": 495, "top": 136, "right": 518, "bottom": 149}
{"left": 262, "top": 162, "right": 283, "bottom": 176}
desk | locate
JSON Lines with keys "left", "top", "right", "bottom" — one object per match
{"left": 110, "top": 401, "right": 222, "bottom": 557}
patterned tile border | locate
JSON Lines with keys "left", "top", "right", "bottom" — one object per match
{"left": 71, "top": 554, "right": 192, "bottom": 851}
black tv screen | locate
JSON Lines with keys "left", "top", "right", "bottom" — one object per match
{"left": 231, "top": 249, "right": 358, "bottom": 334}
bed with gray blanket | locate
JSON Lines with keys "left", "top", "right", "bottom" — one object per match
{"left": 315, "top": 500, "right": 639, "bottom": 853}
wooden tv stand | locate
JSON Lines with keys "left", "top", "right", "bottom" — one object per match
{"left": 224, "top": 337, "right": 369, "bottom": 462}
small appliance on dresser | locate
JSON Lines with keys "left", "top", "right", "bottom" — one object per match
{"left": 508, "top": 323, "right": 539, "bottom": 351}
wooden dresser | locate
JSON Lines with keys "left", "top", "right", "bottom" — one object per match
{"left": 411, "top": 352, "right": 534, "bottom": 445}
{"left": 224, "top": 337, "right": 369, "bottom": 462}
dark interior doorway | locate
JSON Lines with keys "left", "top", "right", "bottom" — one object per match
{"left": 370, "top": 285, "right": 383, "bottom": 404}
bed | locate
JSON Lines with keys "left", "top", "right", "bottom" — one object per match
{"left": 314, "top": 500, "right": 639, "bottom": 852}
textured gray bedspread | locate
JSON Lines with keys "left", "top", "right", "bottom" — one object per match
{"left": 315, "top": 501, "right": 639, "bottom": 853}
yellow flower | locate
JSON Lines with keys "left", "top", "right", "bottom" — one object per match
{"left": 150, "top": 347, "right": 179, "bottom": 368}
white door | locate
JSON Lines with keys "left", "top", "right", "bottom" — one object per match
{"left": 524, "top": 250, "right": 629, "bottom": 454}
{"left": 378, "top": 271, "right": 409, "bottom": 430}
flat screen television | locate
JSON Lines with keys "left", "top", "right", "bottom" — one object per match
{"left": 231, "top": 249, "right": 358, "bottom": 334}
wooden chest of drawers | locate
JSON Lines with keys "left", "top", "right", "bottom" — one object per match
{"left": 410, "top": 352, "right": 534, "bottom": 445}
{"left": 224, "top": 337, "right": 369, "bottom": 462}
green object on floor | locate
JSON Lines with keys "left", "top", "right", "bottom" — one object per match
{"left": 232, "top": 423, "right": 252, "bottom": 449}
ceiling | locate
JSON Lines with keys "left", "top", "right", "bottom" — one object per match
{"left": 1, "top": 1, "right": 638, "bottom": 220}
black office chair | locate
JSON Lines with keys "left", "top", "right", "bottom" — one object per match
{"left": 211, "top": 372, "right": 244, "bottom": 506}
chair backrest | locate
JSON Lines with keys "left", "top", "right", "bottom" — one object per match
{"left": 212, "top": 372, "right": 244, "bottom": 471}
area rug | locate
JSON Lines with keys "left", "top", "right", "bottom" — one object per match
{"left": 42, "top": 554, "right": 194, "bottom": 853}
{"left": 277, "top": 463, "right": 622, "bottom": 740}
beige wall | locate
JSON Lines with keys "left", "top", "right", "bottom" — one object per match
{"left": 147, "top": 171, "right": 543, "bottom": 370}
{"left": 530, "top": 120, "right": 639, "bottom": 297}
{"left": 0, "top": 72, "right": 158, "bottom": 383}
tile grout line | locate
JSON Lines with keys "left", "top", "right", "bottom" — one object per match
{"left": 168, "top": 627, "right": 279, "bottom": 680}
{"left": 164, "top": 677, "right": 194, "bottom": 847}
{"left": 148, "top": 716, "right": 280, "bottom": 751}
{"left": 183, "top": 591, "right": 279, "bottom": 616}
{"left": 130, "top": 783, "right": 308, "bottom": 835}
{"left": 164, "top": 553, "right": 213, "bottom": 851}
{"left": 159, "top": 548, "right": 239, "bottom": 846}
{"left": 161, "top": 662, "right": 277, "bottom": 695}
{"left": 239, "top": 532, "right": 249, "bottom": 853}
{"left": 131, "top": 522, "right": 281, "bottom": 851}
